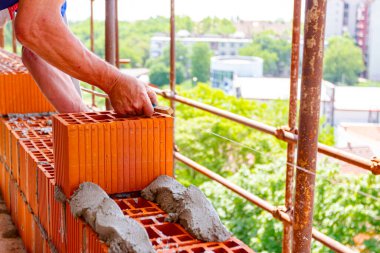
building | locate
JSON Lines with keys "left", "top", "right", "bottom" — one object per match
{"left": 210, "top": 56, "right": 264, "bottom": 94}
{"left": 232, "top": 77, "right": 380, "bottom": 125}
{"left": 150, "top": 33, "right": 252, "bottom": 59}
{"left": 367, "top": 0, "right": 380, "bottom": 80}
{"left": 325, "top": 0, "right": 345, "bottom": 38}
{"left": 325, "top": 0, "right": 380, "bottom": 81}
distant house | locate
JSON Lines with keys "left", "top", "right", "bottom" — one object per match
{"left": 150, "top": 33, "right": 252, "bottom": 58}
{"left": 210, "top": 56, "right": 264, "bottom": 93}
{"left": 231, "top": 77, "right": 380, "bottom": 125}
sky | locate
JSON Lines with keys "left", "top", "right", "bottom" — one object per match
{"left": 66, "top": 0, "right": 301, "bottom": 22}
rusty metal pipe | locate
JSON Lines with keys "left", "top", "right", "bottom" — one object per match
{"left": 175, "top": 152, "right": 355, "bottom": 253}
{"left": 83, "top": 87, "right": 376, "bottom": 174}
{"left": 105, "top": 0, "right": 117, "bottom": 110}
{"left": 283, "top": 0, "right": 302, "bottom": 250}
{"left": 0, "top": 28, "right": 4, "bottom": 48}
{"left": 169, "top": 0, "right": 176, "bottom": 115}
{"left": 174, "top": 152, "right": 291, "bottom": 223}
{"left": 90, "top": 0, "right": 96, "bottom": 107}
{"left": 292, "top": 0, "right": 328, "bottom": 251}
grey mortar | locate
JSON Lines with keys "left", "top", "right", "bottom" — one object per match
{"left": 141, "top": 175, "right": 232, "bottom": 242}
{"left": 69, "top": 182, "right": 155, "bottom": 253}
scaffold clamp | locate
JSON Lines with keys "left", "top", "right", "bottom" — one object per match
{"left": 371, "top": 156, "right": 380, "bottom": 175}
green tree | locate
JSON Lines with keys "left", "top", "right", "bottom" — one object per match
{"left": 149, "top": 63, "right": 169, "bottom": 86}
{"left": 195, "top": 17, "right": 236, "bottom": 35}
{"left": 323, "top": 36, "right": 365, "bottom": 85}
{"left": 240, "top": 31, "right": 291, "bottom": 76}
{"left": 191, "top": 43, "right": 212, "bottom": 82}
{"left": 171, "top": 84, "right": 379, "bottom": 252}
{"left": 148, "top": 62, "right": 185, "bottom": 86}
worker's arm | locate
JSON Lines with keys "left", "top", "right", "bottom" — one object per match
{"left": 15, "top": 0, "right": 157, "bottom": 116}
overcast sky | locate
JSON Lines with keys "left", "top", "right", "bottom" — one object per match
{"left": 66, "top": 0, "right": 303, "bottom": 22}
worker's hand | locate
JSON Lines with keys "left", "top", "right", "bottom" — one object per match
{"left": 107, "top": 74, "right": 158, "bottom": 116}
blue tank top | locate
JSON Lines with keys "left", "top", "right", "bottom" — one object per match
{"left": 0, "top": 1, "right": 67, "bottom": 17}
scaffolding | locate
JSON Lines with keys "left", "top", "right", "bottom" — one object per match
{"left": 1, "top": 0, "right": 379, "bottom": 252}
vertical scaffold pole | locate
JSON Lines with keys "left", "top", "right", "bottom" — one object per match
{"left": 293, "top": 0, "right": 328, "bottom": 252}
{"left": 283, "top": 0, "right": 302, "bottom": 251}
{"left": 169, "top": 0, "right": 176, "bottom": 172}
{"left": 0, "top": 28, "right": 4, "bottom": 48}
{"left": 105, "top": 0, "right": 117, "bottom": 110}
{"left": 90, "top": 0, "right": 96, "bottom": 107}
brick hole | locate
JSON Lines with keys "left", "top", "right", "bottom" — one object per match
{"left": 191, "top": 247, "right": 206, "bottom": 253}
{"left": 177, "top": 235, "right": 193, "bottom": 242}
{"left": 233, "top": 249, "right": 249, "bottom": 253}
{"left": 140, "top": 219, "right": 155, "bottom": 225}
{"left": 207, "top": 244, "right": 219, "bottom": 247}
{"left": 146, "top": 227, "right": 160, "bottom": 239}
{"left": 158, "top": 238, "right": 176, "bottom": 245}
{"left": 224, "top": 241, "right": 239, "bottom": 248}
{"left": 156, "top": 216, "right": 166, "bottom": 223}
{"left": 89, "top": 115, "right": 113, "bottom": 121}
{"left": 214, "top": 248, "right": 228, "bottom": 253}
{"left": 154, "top": 223, "right": 184, "bottom": 237}
{"left": 127, "top": 198, "right": 153, "bottom": 208}
{"left": 116, "top": 200, "right": 129, "bottom": 210}
{"left": 129, "top": 209, "right": 142, "bottom": 214}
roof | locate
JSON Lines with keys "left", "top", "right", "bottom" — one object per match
{"left": 237, "top": 77, "right": 334, "bottom": 101}
{"left": 237, "top": 77, "right": 380, "bottom": 111}
{"left": 211, "top": 56, "right": 263, "bottom": 64}
{"left": 334, "top": 86, "right": 380, "bottom": 111}
{"left": 151, "top": 36, "right": 252, "bottom": 43}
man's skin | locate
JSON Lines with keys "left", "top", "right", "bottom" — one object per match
{"left": 14, "top": 0, "right": 158, "bottom": 116}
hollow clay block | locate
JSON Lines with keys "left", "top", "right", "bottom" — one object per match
{"left": 141, "top": 175, "right": 186, "bottom": 213}
{"left": 70, "top": 182, "right": 155, "bottom": 253}
{"left": 141, "top": 176, "right": 231, "bottom": 242}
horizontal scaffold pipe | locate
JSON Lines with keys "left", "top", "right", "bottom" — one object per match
{"left": 174, "top": 152, "right": 356, "bottom": 253}
{"left": 79, "top": 87, "right": 378, "bottom": 175}
{"left": 152, "top": 88, "right": 378, "bottom": 175}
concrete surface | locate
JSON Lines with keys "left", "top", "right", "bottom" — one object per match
{"left": 0, "top": 196, "right": 26, "bottom": 253}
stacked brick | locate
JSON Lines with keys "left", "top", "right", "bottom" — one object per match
{"left": 0, "top": 50, "right": 252, "bottom": 252}
{"left": 0, "top": 49, "right": 55, "bottom": 115}
{"left": 53, "top": 111, "right": 174, "bottom": 197}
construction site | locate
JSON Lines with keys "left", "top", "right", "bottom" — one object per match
{"left": 0, "top": 0, "right": 379, "bottom": 253}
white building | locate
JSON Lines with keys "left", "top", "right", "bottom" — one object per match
{"left": 210, "top": 56, "right": 263, "bottom": 94}
{"left": 325, "top": 0, "right": 345, "bottom": 38}
{"left": 150, "top": 33, "right": 251, "bottom": 59}
{"left": 325, "top": 0, "right": 380, "bottom": 81}
{"left": 367, "top": 0, "right": 380, "bottom": 81}
{"left": 233, "top": 77, "right": 380, "bottom": 125}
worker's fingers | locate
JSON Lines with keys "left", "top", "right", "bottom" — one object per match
{"left": 146, "top": 86, "right": 159, "bottom": 106}
{"left": 142, "top": 93, "right": 154, "bottom": 117}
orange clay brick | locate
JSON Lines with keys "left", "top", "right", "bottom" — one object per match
{"left": 0, "top": 49, "right": 55, "bottom": 115}
{"left": 37, "top": 163, "right": 55, "bottom": 236}
{"left": 53, "top": 111, "right": 174, "bottom": 197}
{"left": 19, "top": 138, "right": 54, "bottom": 214}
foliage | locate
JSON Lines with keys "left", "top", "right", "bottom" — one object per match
{"left": 190, "top": 43, "right": 212, "bottom": 82}
{"left": 239, "top": 31, "right": 291, "bottom": 77}
{"left": 323, "top": 36, "right": 365, "bottom": 85}
{"left": 174, "top": 84, "right": 333, "bottom": 186}
{"left": 194, "top": 17, "right": 236, "bottom": 35}
{"left": 148, "top": 62, "right": 185, "bottom": 86}
{"left": 173, "top": 84, "right": 377, "bottom": 252}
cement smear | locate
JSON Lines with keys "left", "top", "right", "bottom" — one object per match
{"left": 70, "top": 182, "right": 155, "bottom": 253}
{"left": 141, "top": 176, "right": 231, "bottom": 242}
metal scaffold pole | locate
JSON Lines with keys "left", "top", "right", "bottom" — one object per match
{"left": 169, "top": 0, "right": 176, "bottom": 172}
{"left": 90, "top": 0, "right": 96, "bottom": 107}
{"left": 105, "top": 0, "right": 117, "bottom": 109}
{"left": 293, "top": 0, "right": 328, "bottom": 252}
{"left": 0, "top": 28, "right": 4, "bottom": 48}
{"left": 283, "top": 0, "right": 302, "bottom": 251}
